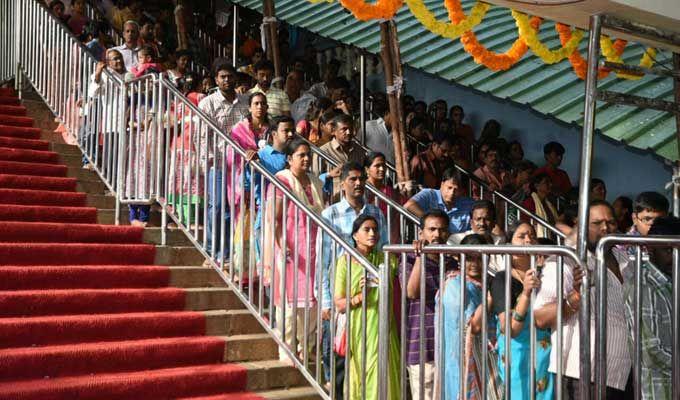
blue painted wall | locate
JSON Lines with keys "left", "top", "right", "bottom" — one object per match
{"left": 398, "top": 67, "right": 673, "bottom": 202}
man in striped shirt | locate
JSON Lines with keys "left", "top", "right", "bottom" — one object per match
{"left": 535, "top": 200, "right": 632, "bottom": 398}
{"left": 402, "top": 209, "right": 457, "bottom": 400}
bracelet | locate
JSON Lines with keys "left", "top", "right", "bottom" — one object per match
{"left": 512, "top": 311, "right": 526, "bottom": 322}
{"left": 565, "top": 297, "right": 578, "bottom": 313}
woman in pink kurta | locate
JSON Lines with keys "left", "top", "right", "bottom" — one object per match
{"left": 227, "top": 92, "right": 268, "bottom": 211}
{"left": 262, "top": 138, "right": 324, "bottom": 361}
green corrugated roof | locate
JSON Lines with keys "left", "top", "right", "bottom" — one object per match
{"left": 233, "top": 0, "right": 678, "bottom": 160}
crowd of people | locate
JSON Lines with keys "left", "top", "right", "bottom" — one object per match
{"left": 46, "top": 1, "right": 678, "bottom": 399}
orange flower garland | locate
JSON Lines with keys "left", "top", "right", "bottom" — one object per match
{"left": 556, "top": 23, "right": 626, "bottom": 80}
{"left": 339, "top": 0, "right": 403, "bottom": 21}
{"left": 446, "top": 0, "right": 540, "bottom": 71}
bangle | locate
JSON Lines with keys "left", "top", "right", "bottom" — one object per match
{"left": 512, "top": 311, "right": 526, "bottom": 322}
{"left": 565, "top": 297, "right": 578, "bottom": 313}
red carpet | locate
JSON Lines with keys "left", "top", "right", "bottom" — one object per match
{"left": 0, "top": 124, "right": 41, "bottom": 139}
{"left": 0, "top": 221, "right": 143, "bottom": 243}
{"left": 0, "top": 147, "right": 60, "bottom": 164}
{"left": 0, "top": 90, "right": 261, "bottom": 400}
{"left": 0, "top": 265, "right": 171, "bottom": 290}
{"left": 0, "top": 114, "right": 33, "bottom": 127}
{"left": 0, "top": 136, "right": 49, "bottom": 150}
{"left": 0, "top": 204, "right": 97, "bottom": 223}
{"left": 0, "top": 174, "right": 77, "bottom": 191}
{"left": 0, "top": 104, "right": 27, "bottom": 115}
{"left": 0, "top": 160, "right": 68, "bottom": 176}
{"left": 0, "top": 188, "right": 86, "bottom": 206}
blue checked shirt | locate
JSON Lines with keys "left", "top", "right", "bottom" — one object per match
{"left": 318, "top": 199, "right": 388, "bottom": 310}
{"left": 410, "top": 189, "right": 474, "bottom": 233}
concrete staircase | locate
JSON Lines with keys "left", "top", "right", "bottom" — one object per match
{"left": 9, "top": 87, "right": 321, "bottom": 400}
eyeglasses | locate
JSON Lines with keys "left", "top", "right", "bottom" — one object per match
{"left": 635, "top": 215, "right": 656, "bottom": 225}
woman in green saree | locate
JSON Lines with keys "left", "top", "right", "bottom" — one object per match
{"left": 334, "top": 214, "right": 401, "bottom": 400}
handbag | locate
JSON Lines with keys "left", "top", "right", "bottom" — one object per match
{"left": 333, "top": 312, "right": 347, "bottom": 357}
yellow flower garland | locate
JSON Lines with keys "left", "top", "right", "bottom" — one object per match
{"left": 405, "top": 0, "right": 489, "bottom": 40}
{"left": 512, "top": 10, "right": 583, "bottom": 64}
{"left": 600, "top": 36, "right": 656, "bottom": 80}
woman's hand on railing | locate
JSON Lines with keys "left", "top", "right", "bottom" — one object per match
{"left": 521, "top": 269, "right": 541, "bottom": 296}
{"left": 244, "top": 149, "right": 258, "bottom": 162}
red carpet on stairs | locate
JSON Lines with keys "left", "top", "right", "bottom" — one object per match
{"left": 0, "top": 90, "right": 263, "bottom": 399}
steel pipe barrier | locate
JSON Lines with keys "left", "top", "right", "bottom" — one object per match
{"left": 594, "top": 235, "right": 680, "bottom": 400}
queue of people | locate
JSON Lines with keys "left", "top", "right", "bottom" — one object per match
{"left": 48, "top": 2, "right": 678, "bottom": 399}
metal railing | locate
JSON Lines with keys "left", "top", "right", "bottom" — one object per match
{"left": 594, "top": 235, "right": 680, "bottom": 400}
{"left": 0, "top": 0, "right": 16, "bottom": 84}
{"left": 382, "top": 242, "right": 585, "bottom": 400}
{"left": 156, "top": 77, "right": 393, "bottom": 399}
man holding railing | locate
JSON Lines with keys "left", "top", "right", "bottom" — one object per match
{"left": 402, "top": 209, "right": 457, "bottom": 400}
{"left": 198, "top": 61, "right": 249, "bottom": 260}
{"left": 318, "top": 162, "right": 388, "bottom": 397}
{"left": 534, "top": 200, "right": 632, "bottom": 398}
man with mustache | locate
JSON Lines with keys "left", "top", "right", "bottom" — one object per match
{"left": 319, "top": 162, "right": 388, "bottom": 397}
{"left": 248, "top": 60, "right": 291, "bottom": 117}
{"left": 402, "top": 209, "right": 458, "bottom": 400}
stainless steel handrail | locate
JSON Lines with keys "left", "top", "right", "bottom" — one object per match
{"left": 594, "top": 235, "right": 680, "bottom": 400}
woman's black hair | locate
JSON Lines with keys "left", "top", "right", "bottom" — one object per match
{"left": 248, "top": 91, "right": 267, "bottom": 106}
{"left": 460, "top": 233, "right": 489, "bottom": 245}
{"left": 506, "top": 221, "right": 534, "bottom": 243}
{"left": 175, "top": 49, "right": 192, "bottom": 60}
{"left": 364, "top": 151, "right": 386, "bottom": 169}
{"left": 351, "top": 214, "right": 379, "bottom": 247}
{"left": 285, "top": 137, "right": 309, "bottom": 157}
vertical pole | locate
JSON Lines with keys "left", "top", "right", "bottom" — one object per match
{"left": 14, "top": 0, "right": 21, "bottom": 99}
{"left": 262, "top": 0, "right": 281, "bottom": 78}
{"left": 378, "top": 251, "right": 391, "bottom": 400}
{"left": 232, "top": 4, "right": 238, "bottom": 68}
{"left": 576, "top": 14, "right": 602, "bottom": 400}
{"left": 673, "top": 53, "right": 680, "bottom": 217}
{"left": 360, "top": 52, "right": 366, "bottom": 145}
{"left": 378, "top": 21, "right": 409, "bottom": 185}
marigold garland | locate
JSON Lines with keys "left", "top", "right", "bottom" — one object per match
{"left": 405, "top": 0, "right": 489, "bottom": 40}
{"left": 447, "top": 1, "right": 540, "bottom": 71}
{"left": 600, "top": 36, "right": 656, "bottom": 80}
{"left": 557, "top": 23, "right": 625, "bottom": 80}
{"left": 338, "top": 0, "right": 403, "bottom": 21}
{"left": 513, "top": 11, "right": 582, "bottom": 64}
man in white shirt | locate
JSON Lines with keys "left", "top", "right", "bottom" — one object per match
{"left": 198, "top": 62, "right": 249, "bottom": 260}
{"left": 364, "top": 94, "right": 395, "bottom": 166}
{"left": 112, "top": 20, "right": 140, "bottom": 70}
{"left": 534, "top": 200, "right": 632, "bottom": 398}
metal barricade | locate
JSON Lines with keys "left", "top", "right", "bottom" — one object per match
{"left": 157, "top": 77, "right": 393, "bottom": 399}
{"left": 383, "top": 243, "right": 585, "bottom": 400}
{"left": 0, "top": 0, "right": 16, "bottom": 84}
{"left": 117, "top": 73, "right": 162, "bottom": 206}
{"left": 594, "top": 235, "right": 680, "bottom": 400}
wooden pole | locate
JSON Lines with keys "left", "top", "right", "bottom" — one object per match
{"left": 262, "top": 0, "right": 281, "bottom": 78}
{"left": 387, "top": 20, "right": 410, "bottom": 183}
{"left": 379, "top": 21, "right": 409, "bottom": 185}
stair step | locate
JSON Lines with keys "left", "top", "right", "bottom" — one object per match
{"left": 0, "top": 187, "right": 86, "bottom": 207}
{"left": 0, "top": 105, "right": 27, "bottom": 115}
{"left": 155, "top": 245, "right": 206, "bottom": 266}
{"left": 0, "top": 173, "right": 77, "bottom": 191}
{"left": 0, "top": 363, "right": 252, "bottom": 399}
{"left": 0, "top": 97, "right": 20, "bottom": 106}
{"left": 0, "top": 136, "right": 48, "bottom": 150}
{"left": 0, "top": 114, "right": 33, "bottom": 127}
{"left": 58, "top": 153, "right": 84, "bottom": 167}
{"left": 85, "top": 193, "right": 116, "bottom": 208}
{"left": 169, "top": 266, "right": 227, "bottom": 287}
{"left": 224, "top": 334, "right": 278, "bottom": 362}
{"left": 0, "top": 265, "right": 172, "bottom": 290}
{"left": 0, "top": 160, "right": 67, "bottom": 177}
{"left": 49, "top": 142, "right": 82, "bottom": 155}
{"left": 242, "top": 360, "right": 308, "bottom": 391}
{"left": 144, "top": 227, "right": 197, "bottom": 245}
{"left": 0, "top": 243, "right": 156, "bottom": 265}
{"left": 98, "top": 208, "right": 162, "bottom": 225}
{"left": 179, "top": 386, "right": 321, "bottom": 400}
{"left": 0, "top": 336, "right": 227, "bottom": 381}
{"left": 0, "top": 310, "right": 227, "bottom": 348}
{"left": 0, "top": 221, "right": 144, "bottom": 243}
{"left": 0, "top": 146, "right": 60, "bottom": 164}
{"left": 0, "top": 204, "right": 97, "bottom": 223}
